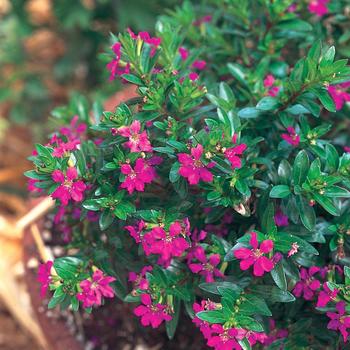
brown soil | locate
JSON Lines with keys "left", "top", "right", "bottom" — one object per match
{"left": 0, "top": 303, "right": 37, "bottom": 350}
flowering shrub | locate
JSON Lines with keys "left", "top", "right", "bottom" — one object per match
{"left": 26, "top": 1, "right": 350, "bottom": 349}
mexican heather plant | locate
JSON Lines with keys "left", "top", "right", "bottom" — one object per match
{"left": 26, "top": 1, "right": 350, "bottom": 349}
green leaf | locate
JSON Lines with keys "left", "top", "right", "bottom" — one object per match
{"left": 199, "top": 282, "right": 242, "bottom": 296}
{"left": 270, "top": 185, "right": 291, "bottom": 198}
{"left": 166, "top": 298, "right": 180, "bottom": 340}
{"left": 235, "top": 315, "right": 264, "bottom": 332}
{"left": 276, "top": 19, "right": 312, "bottom": 32}
{"left": 256, "top": 97, "right": 279, "bottom": 111}
{"left": 239, "top": 295, "right": 272, "bottom": 316}
{"left": 313, "top": 192, "right": 340, "bottom": 216}
{"left": 82, "top": 199, "right": 100, "bottom": 211}
{"left": 261, "top": 201, "right": 277, "bottom": 235}
{"left": 54, "top": 257, "right": 82, "bottom": 280}
{"left": 296, "top": 195, "right": 316, "bottom": 231}
{"left": 274, "top": 233, "right": 319, "bottom": 255}
{"left": 270, "top": 261, "right": 287, "bottom": 291}
{"left": 324, "top": 186, "right": 350, "bottom": 198}
{"left": 312, "top": 88, "right": 336, "bottom": 112}
{"left": 99, "top": 209, "right": 114, "bottom": 230}
{"left": 238, "top": 107, "right": 260, "bottom": 119}
{"left": 293, "top": 150, "right": 309, "bottom": 185}
{"left": 196, "top": 310, "right": 226, "bottom": 324}
{"left": 250, "top": 286, "right": 295, "bottom": 303}
{"left": 122, "top": 74, "right": 144, "bottom": 85}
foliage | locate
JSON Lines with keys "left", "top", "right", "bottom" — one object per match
{"left": 27, "top": 1, "right": 350, "bottom": 349}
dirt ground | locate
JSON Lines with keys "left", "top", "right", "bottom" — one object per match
{"left": 0, "top": 302, "right": 38, "bottom": 350}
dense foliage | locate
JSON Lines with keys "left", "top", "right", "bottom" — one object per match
{"left": 27, "top": 1, "right": 350, "bottom": 349}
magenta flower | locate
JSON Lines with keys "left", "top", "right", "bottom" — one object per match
{"left": 287, "top": 242, "right": 299, "bottom": 258}
{"left": 263, "top": 319, "right": 289, "bottom": 346}
{"left": 246, "top": 331, "right": 268, "bottom": 346}
{"left": 134, "top": 294, "right": 172, "bottom": 328}
{"left": 124, "top": 220, "right": 146, "bottom": 243}
{"left": 281, "top": 126, "right": 300, "bottom": 147}
{"left": 117, "top": 120, "right": 152, "bottom": 153}
{"left": 189, "top": 247, "right": 224, "bottom": 282}
{"left": 268, "top": 86, "right": 280, "bottom": 97}
{"left": 179, "top": 47, "right": 189, "bottom": 60}
{"left": 51, "top": 167, "right": 86, "bottom": 206}
{"left": 143, "top": 221, "right": 190, "bottom": 263}
{"left": 274, "top": 208, "right": 289, "bottom": 227}
{"left": 192, "top": 60, "right": 207, "bottom": 70}
{"left": 264, "top": 74, "right": 275, "bottom": 88}
{"left": 263, "top": 74, "right": 280, "bottom": 96}
{"left": 308, "top": 0, "right": 329, "bottom": 16}
{"left": 292, "top": 266, "right": 320, "bottom": 300}
{"left": 178, "top": 144, "right": 214, "bottom": 185}
{"left": 193, "top": 301, "right": 216, "bottom": 340}
{"left": 127, "top": 29, "right": 161, "bottom": 57}
{"left": 193, "top": 15, "right": 212, "bottom": 26}
{"left": 207, "top": 324, "right": 246, "bottom": 350}
{"left": 189, "top": 72, "right": 199, "bottom": 81}
{"left": 224, "top": 138, "right": 247, "bottom": 169}
{"left": 345, "top": 146, "right": 350, "bottom": 153}
{"left": 328, "top": 82, "right": 350, "bottom": 110}
{"left": 327, "top": 301, "right": 350, "bottom": 342}
{"left": 317, "top": 282, "right": 339, "bottom": 308}
{"left": 77, "top": 269, "right": 116, "bottom": 308}
{"left": 234, "top": 232, "right": 275, "bottom": 277}
{"left": 37, "top": 261, "right": 53, "bottom": 298}
{"left": 107, "top": 42, "right": 130, "bottom": 81}
{"left": 120, "top": 158, "right": 157, "bottom": 194}
{"left": 129, "top": 265, "right": 152, "bottom": 291}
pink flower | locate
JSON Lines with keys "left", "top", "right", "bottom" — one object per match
{"left": 124, "top": 220, "right": 146, "bottom": 243}
{"left": 189, "top": 247, "right": 224, "bottom": 282}
{"left": 263, "top": 74, "right": 275, "bottom": 88}
{"left": 179, "top": 47, "right": 189, "bottom": 60}
{"left": 263, "top": 75, "right": 280, "bottom": 96}
{"left": 308, "top": 0, "right": 329, "bottom": 16}
{"left": 51, "top": 167, "right": 86, "bottom": 206}
{"left": 127, "top": 29, "right": 161, "bottom": 57}
{"left": 77, "top": 269, "right": 116, "bottom": 308}
{"left": 37, "top": 261, "right": 53, "bottom": 298}
{"left": 120, "top": 158, "right": 157, "bottom": 194}
{"left": 263, "top": 319, "right": 288, "bottom": 346}
{"left": 281, "top": 126, "right": 300, "bottom": 147}
{"left": 327, "top": 301, "right": 350, "bottom": 342}
{"left": 107, "top": 42, "right": 130, "bottom": 81}
{"left": 193, "top": 301, "right": 216, "bottom": 339}
{"left": 287, "top": 242, "right": 299, "bottom": 257}
{"left": 288, "top": 3, "right": 297, "bottom": 12}
{"left": 317, "top": 282, "right": 339, "bottom": 308}
{"left": 192, "top": 60, "right": 207, "bottom": 70}
{"left": 268, "top": 86, "right": 280, "bottom": 97}
{"left": 117, "top": 120, "right": 152, "bottom": 153}
{"left": 189, "top": 72, "right": 199, "bottom": 81}
{"left": 344, "top": 146, "right": 350, "bottom": 153}
{"left": 134, "top": 294, "right": 172, "bottom": 328}
{"left": 224, "top": 137, "right": 247, "bottom": 169}
{"left": 293, "top": 266, "right": 320, "bottom": 300}
{"left": 129, "top": 266, "right": 152, "bottom": 291}
{"left": 234, "top": 232, "right": 275, "bottom": 277}
{"left": 193, "top": 15, "right": 212, "bottom": 26}
{"left": 207, "top": 324, "right": 246, "bottom": 350}
{"left": 274, "top": 209, "right": 289, "bottom": 227}
{"left": 246, "top": 331, "right": 268, "bottom": 346}
{"left": 178, "top": 144, "right": 214, "bottom": 185}
{"left": 328, "top": 82, "right": 350, "bottom": 110}
{"left": 143, "top": 221, "right": 190, "bottom": 264}
{"left": 28, "top": 178, "right": 43, "bottom": 193}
